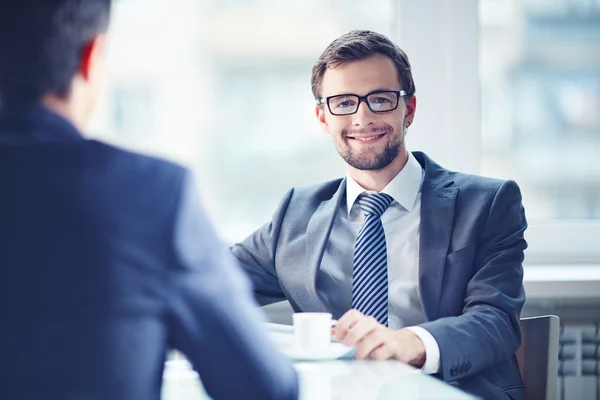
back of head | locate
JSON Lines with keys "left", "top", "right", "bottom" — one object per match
{"left": 0, "top": 0, "right": 111, "bottom": 111}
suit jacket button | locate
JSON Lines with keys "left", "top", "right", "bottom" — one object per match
{"left": 466, "top": 362, "right": 472, "bottom": 371}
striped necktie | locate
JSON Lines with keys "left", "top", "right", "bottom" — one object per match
{"left": 352, "top": 192, "right": 394, "bottom": 326}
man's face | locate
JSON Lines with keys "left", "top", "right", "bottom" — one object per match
{"left": 316, "top": 53, "right": 416, "bottom": 171}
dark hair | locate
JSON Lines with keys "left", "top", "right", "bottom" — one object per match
{"left": 0, "top": 0, "right": 111, "bottom": 105}
{"left": 311, "top": 30, "right": 415, "bottom": 101}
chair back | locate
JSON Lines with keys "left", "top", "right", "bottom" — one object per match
{"left": 516, "top": 315, "right": 560, "bottom": 400}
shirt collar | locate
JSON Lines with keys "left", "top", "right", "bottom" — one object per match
{"left": 346, "top": 152, "right": 423, "bottom": 216}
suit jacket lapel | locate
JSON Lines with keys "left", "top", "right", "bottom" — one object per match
{"left": 415, "top": 152, "right": 458, "bottom": 321}
{"left": 300, "top": 179, "right": 346, "bottom": 312}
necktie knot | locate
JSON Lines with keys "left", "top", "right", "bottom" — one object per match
{"left": 358, "top": 193, "right": 393, "bottom": 218}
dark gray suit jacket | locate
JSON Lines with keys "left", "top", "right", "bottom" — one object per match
{"left": 233, "top": 151, "right": 528, "bottom": 400}
{"left": 0, "top": 105, "right": 298, "bottom": 400}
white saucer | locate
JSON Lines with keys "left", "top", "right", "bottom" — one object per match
{"left": 278, "top": 342, "right": 354, "bottom": 361}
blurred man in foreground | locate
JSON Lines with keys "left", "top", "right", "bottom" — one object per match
{"left": 0, "top": 1, "right": 298, "bottom": 399}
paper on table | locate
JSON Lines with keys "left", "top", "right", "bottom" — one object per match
{"left": 263, "top": 322, "right": 294, "bottom": 334}
{"left": 263, "top": 320, "right": 338, "bottom": 333}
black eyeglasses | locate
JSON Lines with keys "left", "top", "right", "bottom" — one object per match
{"left": 318, "top": 90, "right": 407, "bottom": 116}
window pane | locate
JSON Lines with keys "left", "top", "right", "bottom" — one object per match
{"left": 89, "top": 0, "right": 394, "bottom": 242}
{"left": 480, "top": 0, "right": 600, "bottom": 220}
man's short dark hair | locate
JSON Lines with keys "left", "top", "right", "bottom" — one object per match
{"left": 0, "top": 0, "right": 111, "bottom": 106}
{"left": 311, "top": 30, "right": 416, "bottom": 101}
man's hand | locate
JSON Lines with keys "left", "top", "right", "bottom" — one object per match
{"left": 333, "top": 309, "right": 426, "bottom": 367}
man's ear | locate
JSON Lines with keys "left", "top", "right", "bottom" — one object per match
{"left": 404, "top": 95, "right": 417, "bottom": 127}
{"left": 315, "top": 104, "right": 330, "bottom": 134}
{"left": 79, "top": 35, "right": 105, "bottom": 81}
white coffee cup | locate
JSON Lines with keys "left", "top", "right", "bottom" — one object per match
{"left": 293, "top": 312, "right": 332, "bottom": 351}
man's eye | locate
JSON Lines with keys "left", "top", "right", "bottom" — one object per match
{"left": 334, "top": 99, "right": 356, "bottom": 109}
{"left": 372, "top": 97, "right": 391, "bottom": 104}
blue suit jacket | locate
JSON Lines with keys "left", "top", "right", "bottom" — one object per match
{"left": 0, "top": 106, "right": 298, "bottom": 400}
{"left": 232, "top": 151, "right": 528, "bottom": 400}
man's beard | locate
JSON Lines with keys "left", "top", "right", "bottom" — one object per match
{"left": 336, "top": 127, "right": 403, "bottom": 171}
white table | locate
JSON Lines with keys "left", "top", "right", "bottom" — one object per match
{"left": 163, "top": 359, "right": 478, "bottom": 400}
{"left": 162, "top": 326, "right": 478, "bottom": 400}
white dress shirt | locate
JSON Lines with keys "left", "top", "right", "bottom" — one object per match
{"left": 316, "top": 152, "right": 440, "bottom": 373}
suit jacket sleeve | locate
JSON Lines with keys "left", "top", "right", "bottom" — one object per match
{"left": 165, "top": 171, "right": 298, "bottom": 400}
{"left": 230, "top": 188, "right": 295, "bottom": 306}
{"left": 419, "top": 179, "right": 527, "bottom": 382}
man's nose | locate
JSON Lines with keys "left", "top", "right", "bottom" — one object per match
{"left": 352, "top": 100, "right": 377, "bottom": 127}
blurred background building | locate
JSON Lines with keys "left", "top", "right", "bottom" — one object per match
{"left": 481, "top": 0, "right": 600, "bottom": 220}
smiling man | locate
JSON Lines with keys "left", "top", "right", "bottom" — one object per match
{"left": 232, "top": 30, "right": 528, "bottom": 400}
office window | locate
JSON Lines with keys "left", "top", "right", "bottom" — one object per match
{"left": 90, "top": 0, "right": 599, "bottom": 263}
{"left": 480, "top": 0, "right": 600, "bottom": 220}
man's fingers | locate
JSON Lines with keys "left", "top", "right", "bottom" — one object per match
{"left": 369, "top": 342, "right": 396, "bottom": 361}
{"left": 354, "top": 328, "right": 386, "bottom": 360}
{"left": 343, "top": 316, "right": 378, "bottom": 346}
{"left": 333, "top": 309, "right": 363, "bottom": 340}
